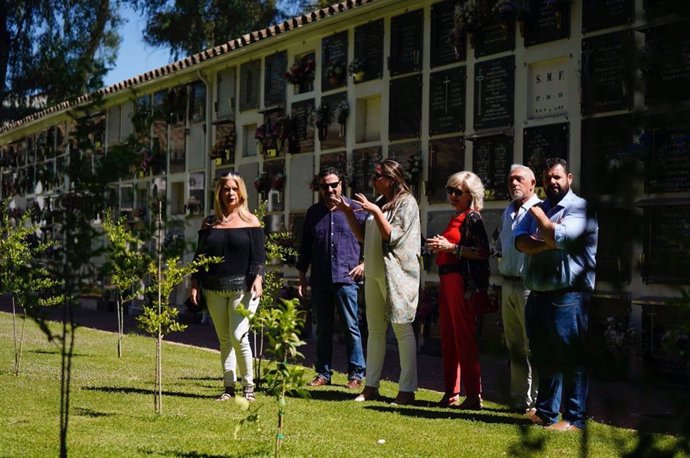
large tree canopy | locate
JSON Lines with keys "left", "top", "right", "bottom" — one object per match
{"left": 1, "top": 0, "right": 332, "bottom": 124}
{"left": 135, "top": 0, "right": 329, "bottom": 61}
{"left": 1, "top": 0, "right": 122, "bottom": 123}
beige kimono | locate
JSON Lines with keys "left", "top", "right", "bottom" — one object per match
{"left": 382, "top": 193, "right": 421, "bottom": 323}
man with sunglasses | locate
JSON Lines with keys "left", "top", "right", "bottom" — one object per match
{"left": 297, "top": 167, "right": 366, "bottom": 389}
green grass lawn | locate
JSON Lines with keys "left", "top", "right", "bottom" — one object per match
{"left": 0, "top": 311, "right": 681, "bottom": 457}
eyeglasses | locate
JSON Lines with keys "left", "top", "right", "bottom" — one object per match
{"left": 318, "top": 181, "right": 340, "bottom": 190}
{"left": 372, "top": 172, "right": 386, "bottom": 180}
{"left": 446, "top": 186, "right": 465, "bottom": 197}
{"left": 220, "top": 170, "right": 240, "bottom": 178}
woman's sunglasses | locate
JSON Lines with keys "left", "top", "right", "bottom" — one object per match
{"left": 372, "top": 172, "right": 387, "bottom": 180}
{"left": 446, "top": 186, "right": 465, "bottom": 197}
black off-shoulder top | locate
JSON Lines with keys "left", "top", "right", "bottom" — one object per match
{"left": 192, "top": 223, "right": 266, "bottom": 290}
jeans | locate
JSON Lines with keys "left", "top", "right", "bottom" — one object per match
{"left": 526, "top": 290, "right": 590, "bottom": 428}
{"left": 311, "top": 284, "right": 366, "bottom": 381}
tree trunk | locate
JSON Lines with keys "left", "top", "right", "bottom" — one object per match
{"left": 78, "top": 0, "right": 111, "bottom": 94}
{"left": 116, "top": 293, "right": 123, "bottom": 358}
{"left": 0, "top": 2, "right": 10, "bottom": 110}
{"left": 59, "top": 300, "right": 76, "bottom": 458}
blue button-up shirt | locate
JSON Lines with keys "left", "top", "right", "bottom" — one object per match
{"left": 497, "top": 194, "right": 542, "bottom": 278}
{"left": 296, "top": 197, "right": 366, "bottom": 289}
{"left": 514, "top": 189, "right": 598, "bottom": 292}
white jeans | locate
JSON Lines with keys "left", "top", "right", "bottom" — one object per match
{"left": 364, "top": 275, "right": 417, "bottom": 392}
{"left": 501, "top": 279, "right": 537, "bottom": 409}
{"left": 204, "top": 289, "right": 256, "bottom": 389}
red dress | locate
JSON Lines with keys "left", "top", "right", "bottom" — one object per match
{"left": 435, "top": 210, "right": 481, "bottom": 397}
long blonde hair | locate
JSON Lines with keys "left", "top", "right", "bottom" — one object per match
{"left": 378, "top": 159, "right": 411, "bottom": 211}
{"left": 447, "top": 171, "right": 484, "bottom": 211}
{"left": 213, "top": 171, "right": 253, "bottom": 223}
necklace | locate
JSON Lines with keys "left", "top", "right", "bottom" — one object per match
{"left": 221, "top": 212, "right": 236, "bottom": 223}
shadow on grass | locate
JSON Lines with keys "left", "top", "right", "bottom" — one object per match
{"left": 365, "top": 404, "right": 530, "bottom": 426}
{"left": 28, "top": 349, "right": 91, "bottom": 357}
{"left": 179, "top": 376, "right": 219, "bottom": 381}
{"left": 144, "top": 447, "right": 272, "bottom": 457}
{"left": 73, "top": 407, "right": 113, "bottom": 418}
{"left": 83, "top": 385, "right": 215, "bottom": 400}
{"left": 301, "top": 389, "right": 368, "bottom": 402}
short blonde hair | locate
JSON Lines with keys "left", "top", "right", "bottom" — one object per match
{"left": 213, "top": 171, "right": 253, "bottom": 223}
{"left": 447, "top": 171, "right": 484, "bottom": 211}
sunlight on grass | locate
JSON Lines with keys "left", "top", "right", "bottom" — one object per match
{"left": 0, "top": 311, "right": 679, "bottom": 457}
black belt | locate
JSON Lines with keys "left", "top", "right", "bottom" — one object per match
{"left": 439, "top": 264, "right": 463, "bottom": 275}
{"left": 502, "top": 275, "right": 522, "bottom": 282}
{"left": 530, "top": 287, "right": 589, "bottom": 296}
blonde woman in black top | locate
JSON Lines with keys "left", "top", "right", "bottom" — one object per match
{"left": 190, "top": 171, "right": 265, "bottom": 402}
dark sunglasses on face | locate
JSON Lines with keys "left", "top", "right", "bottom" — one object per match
{"left": 446, "top": 186, "right": 464, "bottom": 197}
{"left": 319, "top": 181, "right": 340, "bottom": 190}
{"left": 372, "top": 172, "right": 386, "bottom": 180}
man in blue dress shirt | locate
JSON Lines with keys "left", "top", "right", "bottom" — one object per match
{"left": 297, "top": 167, "right": 366, "bottom": 389}
{"left": 515, "top": 158, "right": 598, "bottom": 432}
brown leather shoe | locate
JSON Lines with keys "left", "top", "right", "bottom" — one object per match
{"left": 354, "top": 386, "right": 378, "bottom": 402}
{"left": 390, "top": 391, "right": 415, "bottom": 406}
{"left": 345, "top": 379, "right": 362, "bottom": 390}
{"left": 307, "top": 375, "right": 331, "bottom": 387}
{"left": 546, "top": 420, "right": 582, "bottom": 432}
{"left": 526, "top": 410, "right": 544, "bottom": 425}
{"left": 456, "top": 394, "right": 482, "bottom": 410}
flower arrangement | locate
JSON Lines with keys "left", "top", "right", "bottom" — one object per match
{"left": 492, "top": 0, "right": 531, "bottom": 22}
{"left": 284, "top": 60, "right": 316, "bottom": 85}
{"left": 255, "top": 114, "right": 292, "bottom": 155}
{"left": 453, "top": 1, "right": 490, "bottom": 47}
{"left": 404, "top": 152, "right": 423, "bottom": 187}
{"left": 271, "top": 172, "right": 286, "bottom": 191}
{"left": 347, "top": 58, "right": 365, "bottom": 81}
{"left": 324, "top": 62, "right": 345, "bottom": 84}
{"left": 254, "top": 172, "right": 270, "bottom": 195}
{"left": 312, "top": 102, "right": 331, "bottom": 141}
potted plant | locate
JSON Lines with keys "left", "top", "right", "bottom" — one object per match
{"left": 347, "top": 58, "right": 365, "bottom": 82}
{"left": 492, "top": 0, "right": 530, "bottom": 36}
{"left": 271, "top": 172, "right": 286, "bottom": 191}
{"left": 324, "top": 62, "right": 345, "bottom": 86}
{"left": 312, "top": 102, "right": 331, "bottom": 141}
{"left": 453, "top": 1, "right": 488, "bottom": 48}
{"left": 284, "top": 60, "right": 315, "bottom": 86}
{"left": 254, "top": 172, "right": 270, "bottom": 196}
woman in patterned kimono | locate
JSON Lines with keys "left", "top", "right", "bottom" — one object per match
{"left": 337, "top": 159, "right": 421, "bottom": 406}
